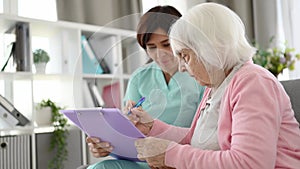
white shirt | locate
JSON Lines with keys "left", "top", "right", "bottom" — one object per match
{"left": 191, "top": 64, "right": 243, "bottom": 150}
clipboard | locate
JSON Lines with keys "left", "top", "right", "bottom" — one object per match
{"left": 60, "top": 107, "right": 145, "bottom": 162}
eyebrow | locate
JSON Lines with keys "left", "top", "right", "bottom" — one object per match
{"left": 146, "top": 39, "right": 170, "bottom": 46}
{"left": 161, "top": 39, "right": 170, "bottom": 43}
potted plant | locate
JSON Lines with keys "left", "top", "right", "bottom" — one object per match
{"left": 38, "top": 99, "right": 69, "bottom": 169}
{"left": 253, "top": 37, "right": 300, "bottom": 77}
{"left": 35, "top": 103, "right": 52, "bottom": 126}
{"left": 33, "top": 49, "right": 50, "bottom": 73}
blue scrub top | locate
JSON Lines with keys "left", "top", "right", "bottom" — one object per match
{"left": 124, "top": 62, "right": 205, "bottom": 127}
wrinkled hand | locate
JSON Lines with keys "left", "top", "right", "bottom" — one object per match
{"left": 86, "top": 137, "right": 113, "bottom": 158}
{"left": 124, "top": 100, "right": 154, "bottom": 135}
{"left": 135, "top": 137, "right": 172, "bottom": 167}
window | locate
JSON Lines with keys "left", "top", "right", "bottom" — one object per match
{"left": 280, "top": 0, "right": 300, "bottom": 80}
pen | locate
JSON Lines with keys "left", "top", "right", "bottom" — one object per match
{"left": 127, "top": 97, "right": 146, "bottom": 115}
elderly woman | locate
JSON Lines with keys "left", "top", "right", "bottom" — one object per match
{"left": 132, "top": 2, "right": 300, "bottom": 169}
{"left": 85, "top": 5, "right": 204, "bottom": 169}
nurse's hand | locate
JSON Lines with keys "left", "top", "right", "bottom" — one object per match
{"left": 86, "top": 137, "right": 113, "bottom": 158}
{"left": 125, "top": 100, "right": 154, "bottom": 135}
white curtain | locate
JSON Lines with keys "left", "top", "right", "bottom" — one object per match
{"left": 253, "top": 0, "right": 277, "bottom": 49}
{"left": 253, "top": 0, "right": 300, "bottom": 80}
{"left": 280, "top": 0, "right": 300, "bottom": 79}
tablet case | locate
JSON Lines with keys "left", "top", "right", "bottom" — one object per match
{"left": 60, "top": 108, "right": 145, "bottom": 162}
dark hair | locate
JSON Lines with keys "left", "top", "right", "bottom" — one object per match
{"left": 136, "top": 6, "right": 182, "bottom": 50}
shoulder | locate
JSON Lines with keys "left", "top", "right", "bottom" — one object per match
{"left": 131, "top": 62, "right": 160, "bottom": 77}
{"left": 128, "top": 62, "right": 161, "bottom": 84}
{"left": 228, "top": 61, "right": 284, "bottom": 97}
{"left": 232, "top": 62, "right": 276, "bottom": 84}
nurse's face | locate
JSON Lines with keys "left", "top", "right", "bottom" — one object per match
{"left": 176, "top": 48, "right": 212, "bottom": 87}
{"left": 145, "top": 28, "right": 178, "bottom": 75}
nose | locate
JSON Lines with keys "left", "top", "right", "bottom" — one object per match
{"left": 156, "top": 48, "right": 169, "bottom": 58}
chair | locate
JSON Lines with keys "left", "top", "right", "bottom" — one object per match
{"left": 280, "top": 79, "right": 300, "bottom": 125}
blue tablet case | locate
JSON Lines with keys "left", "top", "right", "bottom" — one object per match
{"left": 60, "top": 108, "right": 145, "bottom": 162}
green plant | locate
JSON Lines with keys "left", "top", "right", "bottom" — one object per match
{"left": 33, "top": 49, "right": 50, "bottom": 64}
{"left": 38, "top": 99, "right": 69, "bottom": 169}
{"left": 253, "top": 37, "right": 300, "bottom": 77}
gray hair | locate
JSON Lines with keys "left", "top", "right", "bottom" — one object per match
{"left": 170, "top": 3, "right": 256, "bottom": 72}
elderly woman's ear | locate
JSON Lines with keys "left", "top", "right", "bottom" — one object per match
{"left": 177, "top": 49, "right": 194, "bottom": 64}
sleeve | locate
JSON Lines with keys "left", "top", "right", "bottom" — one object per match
{"left": 164, "top": 74, "right": 283, "bottom": 169}
{"left": 148, "top": 88, "right": 211, "bottom": 144}
{"left": 148, "top": 120, "right": 191, "bottom": 144}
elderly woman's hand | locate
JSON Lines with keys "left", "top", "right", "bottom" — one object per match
{"left": 135, "top": 137, "right": 172, "bottom": 168}
{"left": 125, "top": 100, "right": 154, "bottom": 135}
{"left": 86, "top": 137, "right": 113, "bottom": 158}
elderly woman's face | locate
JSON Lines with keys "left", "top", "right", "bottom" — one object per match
{"left": 176, "top": 48, "right": 211, "bottom": 87}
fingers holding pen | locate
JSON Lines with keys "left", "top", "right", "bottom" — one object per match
{"left": 126, "top": 97, "right": 145, "bottom": 116}
{"left": 126, "top": 100, "right": 136, "bottom": 110}
{"left": 123, "top": 100, "right": 136, "bottom": 115}
{"left": 128, "top": 107, "right": 141, "bottom": 123}
{"left": 130, "top": 107, "right": 154, "bottom": 124}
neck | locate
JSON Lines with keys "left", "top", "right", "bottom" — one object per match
{"left": 162, "top": 67, "right": 178, "bottom": 84}
{"left": 163, "top": 72, "right": 172, "bottom": 84}
{"left": 211, "top": 67, "right": 234, "bottom": 91}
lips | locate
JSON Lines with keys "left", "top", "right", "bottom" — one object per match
{"left": 161, "top": 60, "right": 169, "bottom": 64}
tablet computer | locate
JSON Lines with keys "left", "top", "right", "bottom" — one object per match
{"left": 60, "top": 107, "right": 145, "bottom": 162}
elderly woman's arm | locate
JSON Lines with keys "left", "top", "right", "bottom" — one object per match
{"left": 130, "top": 106, "right": 193, "bottom": 144}
{"left": 161, "top": 74, "right": 284, "bottom": 169}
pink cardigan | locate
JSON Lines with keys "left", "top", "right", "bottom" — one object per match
{"left": 148, "top": 62, "right": 300, "bottom": 169}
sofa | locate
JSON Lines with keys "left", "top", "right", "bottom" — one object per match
{"left": 280, "top": 79, "right": 300, "bottom": 126}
